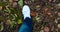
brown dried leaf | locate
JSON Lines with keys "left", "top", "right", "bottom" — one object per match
{"left": 58, "top": 12, "right": 60, "bottom": 16}
{"left": 13, "top": 2, "right": 17, "bottom": 7}
{"left": 30, "top": 11, "right": 37, "bottom": 17}
{"left": 44, "top": 26, "right": 50, "bottom": 32}
{"left": 47, "top": 12, "right": 52, "bottom": 15}
{"left": 9, "top": 0, "right": 13, "bottom": 3}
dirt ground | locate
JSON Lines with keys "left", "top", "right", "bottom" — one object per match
{"left": 0, "top": 0, "right": 60, "bottom": 32}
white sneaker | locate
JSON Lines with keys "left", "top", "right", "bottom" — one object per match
{"left": 22, "top": 5, "right": 31, "bottom": 19}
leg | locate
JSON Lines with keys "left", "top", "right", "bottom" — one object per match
{"left": 18, "top": 17, "right": 32, "bottom": 32}
{"left": 18, "top": 5, "right": 32, "bottom": 32}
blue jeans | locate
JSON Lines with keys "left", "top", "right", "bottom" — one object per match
{"left": 18, "top": 17, "right": 32, "bottom": 32}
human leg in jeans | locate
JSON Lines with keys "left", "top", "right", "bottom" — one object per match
{"left": 18, "top": 5, "right": 32, "bottom": 32}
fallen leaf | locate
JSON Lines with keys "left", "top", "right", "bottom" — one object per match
{"left": 30, "top": 11, "right": 37, "bottom": 17}
{"left": 13, "top": 2, "right": 17, "bottom": 8}
{"left": 44, "top": 8, "right": 49, "bottom": 14}
{"left": 0, "top": 6, "right": 2, "bottom": 10}
{"left": 9, "top": 0, "right": 13, "bottom": 3}
{"left": 9, "top": 21, "right": 15, "bottom": 28}
{"left": 0, "top": 25, "right": 4, "bottom": 31}
{"left": 36, "top": 5, "right": 40, "bottom": 8}
{"left": 58, "top": 12, "right": 60, "bottom": 16}
{"left": 18, "top": 0, "right": 23, "bottom": 7}
{"left": 57, "top": 3, "right": 60, "bottom": 6}
{"left": 55, "top": 19, "right": 58, "bottom": 23}
{"left": 17, "top": 19, "right": 22, "bottom": 24}
{"left": 53, "top": 0, "right": 56, "bottom": 2}
{"left": 40, "top": 30, "right": 44, "bottom": 32}
{"left": 31, "top": 0, "right": 35, "bottom": 2}
{"left": 47, "top": 12, "right": 52, "bottom": 15}
{"left": 58, "top": 24, "right": 60, "bottom": 28}
{"left": 44, "top": 26, "right": 50, "bottom": 32}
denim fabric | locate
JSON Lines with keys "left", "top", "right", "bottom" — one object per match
{"left": 18, "top": 17, "right": 32, "bottom": 32}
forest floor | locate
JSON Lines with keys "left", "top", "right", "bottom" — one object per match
{"left": 0, "top": 0, "right": 60, "bottom": 32}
